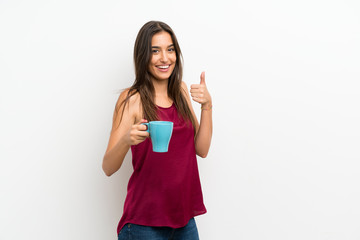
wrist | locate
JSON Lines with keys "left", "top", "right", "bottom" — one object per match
{"left": 201, "top": 101, "right": 212, "bottom": 107}
{"left": 201, "top": 103, "right": 212, "bottom": 110}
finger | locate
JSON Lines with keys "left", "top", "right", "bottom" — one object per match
{"left": 192, "top": 96, "right": 203, "bottom": 103}
{"left": 190, "top": 84, "right": 201, "bottom": 89}
{"left": 137, "top": 124, "right": 148, "bottom": 131}
{"left": 134, "top": 135, "right": 148, "bottom": 144}
{"left": 134, "top": 119, "right": 148, "bottom": 131}
{"left": 191, "top": 93, "right": 204, "bottom": 98}
{"left": 136, "top": 119, "right": 148, "bottom": 125}
{"left": 136, "top": 131, "right": 149, "bottom": 138}
{"left": 190, "top": 88, "right": 203, "bottom": 93}
{"left": 200, "top": 71, "right": 205, "bottom": 85}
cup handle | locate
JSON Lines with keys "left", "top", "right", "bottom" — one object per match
{"left": 141, "top": 123, "right": 149, "bottom": 133}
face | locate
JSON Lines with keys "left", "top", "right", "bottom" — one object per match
{"left": 148, "top": 31, "right": 177, "bottom": 82}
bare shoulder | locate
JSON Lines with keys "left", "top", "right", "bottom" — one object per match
{"left": 181, "top": 81, "right": 199, "bottom": 126}
{"left": 181, "top": 81, "right": 191, "bottom": 99}
{"left": 181, "top": 81, "right": 190, "bottom": 96}
{"left": 114, "top": 88, "right": 142, "bottom": 124}
{"left": 116, "top": 88, "right": 140, "bottom": 107}
{"left": 181, "top": 81, "right": 189, "bottom": 91}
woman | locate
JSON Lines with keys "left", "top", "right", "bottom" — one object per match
{"left": 102, "top": 21, "right": 212, "bottom": 240}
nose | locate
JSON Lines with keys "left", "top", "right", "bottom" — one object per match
{"left": 160, "top": 51, "right": 168, "bottom": 62}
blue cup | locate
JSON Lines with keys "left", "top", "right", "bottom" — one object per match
{"left": 142, "top": 121, "right": 173, "bottom": 152}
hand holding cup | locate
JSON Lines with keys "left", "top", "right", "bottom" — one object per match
{"left": 127, "top": 119, "right": 150, "bottom": 146}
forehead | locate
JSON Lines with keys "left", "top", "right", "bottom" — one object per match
{"left": 151, "top": 31, "right": 173, "bottom": 46}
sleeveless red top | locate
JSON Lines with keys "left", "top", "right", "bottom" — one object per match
{"left": 117, "top": 103, "right": 207, "bottom": 233}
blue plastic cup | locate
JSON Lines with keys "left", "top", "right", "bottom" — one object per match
{"left": 141, "top": 121, "right": 173, "bottom": 152}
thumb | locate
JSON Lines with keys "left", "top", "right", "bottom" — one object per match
{"left": 137, "top": 119, "right": 148, "bottom": 131}
{"left": 137, "top": 119, "right": 148, "bottom": 125}
{"left": 200, "top": 71, "right": 206, "bottom": 85}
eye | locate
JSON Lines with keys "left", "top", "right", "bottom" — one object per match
{"left": 168, "top": 48, "right": 175, "bottom": 52}
{"left": 152, "top": 49, "right": 159, "bottom": 53}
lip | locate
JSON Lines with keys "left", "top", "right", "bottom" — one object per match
{"left": 156, "top": 64, "right": 171, "bottom": 72}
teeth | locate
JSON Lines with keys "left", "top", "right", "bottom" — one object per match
{"left": 158, "top": 65, "right": 169, "bottom": 69}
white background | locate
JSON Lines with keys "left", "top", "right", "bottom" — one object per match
{"left": 1, "top": 0, "right": 360, "bottom": 239}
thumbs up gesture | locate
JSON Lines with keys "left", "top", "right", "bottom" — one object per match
{"left": 190, "top": 71, "right": 212, "bottom": 109}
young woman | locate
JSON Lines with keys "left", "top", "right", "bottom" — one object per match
{"left": 102, "top": 21, "right": 212, "bottom": 240}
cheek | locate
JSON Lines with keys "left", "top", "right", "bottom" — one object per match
{"left": 150, "top": 57, "right": 156, "bottom": 66}
{"left": 172, "top": 57, "right": 177, "bottom": 68}
{"left": 149, "top": 58, "right": 157, "bottom": 70}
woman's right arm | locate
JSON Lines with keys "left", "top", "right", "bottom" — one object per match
{"left": 102, "top": 90, "right": 148, "bottom": 176}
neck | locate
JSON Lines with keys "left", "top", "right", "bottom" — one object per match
{"left": 152, "top": 78, "right": 168, "bottom": 96}
{"left": 151, "top": 78, "right": 173, "bottom": 107}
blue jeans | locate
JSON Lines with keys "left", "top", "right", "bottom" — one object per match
{"left": 117, "top": 218, "right": 200, "bottom": 240}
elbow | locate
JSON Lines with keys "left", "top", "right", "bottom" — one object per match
{"left": 102, "top": 153, "right": 124, "bottom": 177}
{"left": 103, "top": 169, "right": 113, "bottom": 177}
{"left": 195, "top": 146, "right": 210, "bottom": 158}
{"left": 102, "top": 165, "right": 113, "bottom": 177}
{"left": 196, "top": 150, "right": 208, "bottom": 158}
{"left": 102, "top": 159, "right": 114, "bottom": 177}
{"left": 195, "top": 138, "right": 211, "bottom": 159}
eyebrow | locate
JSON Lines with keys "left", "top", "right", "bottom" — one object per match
{"left": 151, "top": 44, "right": 174, "bottom": 49}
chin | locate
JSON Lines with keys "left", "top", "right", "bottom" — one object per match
{"left": 152, "top": 72, "right": 173, "bottom": 81}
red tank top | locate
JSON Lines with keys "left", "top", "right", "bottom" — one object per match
{"left": 117, "top": 103, "right": 206, "bottom": 233}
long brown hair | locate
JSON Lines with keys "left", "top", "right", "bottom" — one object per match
{"left": 116, "top": 21, "right": 196, "bottom": 129}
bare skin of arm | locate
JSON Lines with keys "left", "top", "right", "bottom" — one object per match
{"left": 102, "top": 90, "right": 148, "bottom": 176}
{"left": 181, "top": 72, "right": 213, "bottom": 158}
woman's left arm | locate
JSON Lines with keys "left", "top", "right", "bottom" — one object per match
{"left": 187, "top": 72, "right": 213, "bottom": 158}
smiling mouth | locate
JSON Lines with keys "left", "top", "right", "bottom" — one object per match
{"left": 156, "top": 65, "right": 170, "bottom": 69}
